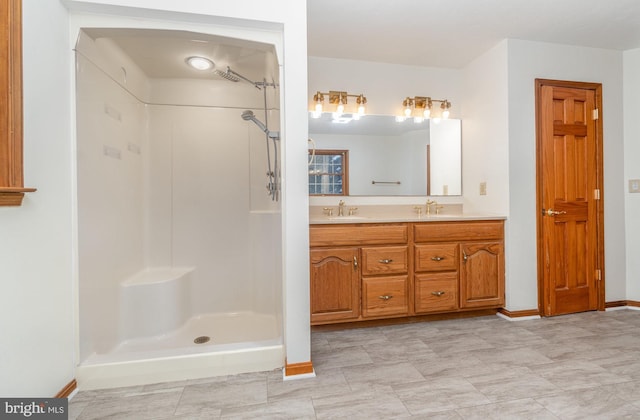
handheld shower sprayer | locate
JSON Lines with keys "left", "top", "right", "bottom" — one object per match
{"left": 240, "top": 109, "right": 280, "bottom": 201}
{"left": 241, "top": 110, "right": 280, "bottom": 140}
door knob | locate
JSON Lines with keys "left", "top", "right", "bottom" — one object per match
{"left": 543, "top": 208, "right": 567, "bottom": 216}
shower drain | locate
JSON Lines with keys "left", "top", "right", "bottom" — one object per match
{"left": 193, "top": 336, "right": 211, "bottom": 344}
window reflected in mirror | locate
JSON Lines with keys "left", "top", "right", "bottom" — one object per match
{"left": 308, "top": 149, "right": 349, "bottom": 195}
{"left": 308, "top": 113, "right": 461, "bottom": 196}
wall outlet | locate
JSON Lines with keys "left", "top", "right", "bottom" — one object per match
{"left": 630, "top": 179, "right": 640, "bottom": 193}
{"left": 479, "top": 182, "right": 487, "bottom": 196}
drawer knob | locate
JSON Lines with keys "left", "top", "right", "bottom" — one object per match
{"left": 378, "top": 295, "right": 393, "bottom": 301}
{"left": 379, "top": 259, "right": 393, "bottom": 264}
{"left": 431, "top": 291, "right": 446, "bottom": 297}
{"left": 430, "top": 256, "right": 445, "bottom": 262}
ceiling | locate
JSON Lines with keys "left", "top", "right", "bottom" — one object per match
{"left": 82, "top": 2, "right": 640, "bottom": 80}
{"left": 83, "top": 28, "right": 274, "bottom": 81}
{"left": 307, "top": 0, "right": 640, "bottom": 68}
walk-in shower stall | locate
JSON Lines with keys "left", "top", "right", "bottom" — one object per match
{"left": 75, "top": 28, "right": 283, "bottom": 389}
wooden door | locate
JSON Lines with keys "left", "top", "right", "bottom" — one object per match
{"left": 310, "top": 247, "right": 360, "bottom": 324}
{"left": 536, "top": 80, "right": 604, "bottom": 316}
{"left": 459, "top": 242, "right": 505, "bottom": 308}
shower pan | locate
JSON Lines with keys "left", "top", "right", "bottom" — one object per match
{"left": 75, "top": 28, "right": 283, "bottom": 389}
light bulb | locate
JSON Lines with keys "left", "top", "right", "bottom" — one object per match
{"left": 186, "top": 56, "right": 214, "bottom": 70}
{"left": 404, "top": 106, "right": 412, "bottom": 117}
{"left": 358, "top": 104, "right": 366, "bottom": 116}
{"left": 315, "top": 102, "right": 323, "bottom": 113}
{"left": 442, "top": 109, "right": 450, "bottom": 119}
{"left": 336, "top": 103, "right": 345, "bottom": 115}
{"left": 424, "top": 108, "right": 431, "bottom": 119}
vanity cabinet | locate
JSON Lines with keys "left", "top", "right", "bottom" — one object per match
{"left": 310, "top": 247, "right": 360, "bottom": 324}
{"left": 460, "top": 242, "right": 505, "bottom": 308}
{"left": 414, "top": 221, "right": 505, "bottom": 312}
{"left": 309, "top": 219, "right": 504, "bottom": 325}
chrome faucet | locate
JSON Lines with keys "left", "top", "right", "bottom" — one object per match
{"left": 338, "top": 200, "right": 345, "bottom": 216}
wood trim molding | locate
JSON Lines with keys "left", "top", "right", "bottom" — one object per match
{"left": 497, "top": 308, "right": 540, "bottom": 318}
{"left": 606, "top": 300, "right": 640, "bottom": 309}
{"left": 284, "top": 360, "right": 314, "bottom": 376}
{"left": 54, "top": 379, "right": 77, "bottom": 398}
{"left": 0, "top": 0, "right": 35, "bottom": 206}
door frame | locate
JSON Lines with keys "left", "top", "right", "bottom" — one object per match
{"left": 535, "top": 78, "right": 606, "bottom": 316}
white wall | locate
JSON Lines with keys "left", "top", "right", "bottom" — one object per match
{"left": 0, "top": 0, "right": 74, "bottom": 397}
{"left": 506, "top": 39, "right": 626, "bottom": 310}
{"left": 623, "top": 48, "right": 640, "bottom": 300}
{"left": 461, "top": 40, "right": 510, "bottom": 214}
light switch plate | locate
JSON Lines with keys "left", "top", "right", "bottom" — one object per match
{"left": 479, "top": 182, "right": 487, "bottom": 196}
{"left": 630, "top": 179, "right": 640, "bottom": 193}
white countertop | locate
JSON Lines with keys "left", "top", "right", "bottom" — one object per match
{"left": 309, "top": 204, "right": 506, "bottom": 224}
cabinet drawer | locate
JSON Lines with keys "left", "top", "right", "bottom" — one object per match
{"left": 415, "top": 272, "right": 458, "bottom": 313}
{"left": 415, "top": 243, "right": 458, "bottom": 272}
{"left": 413, "top": 221, "right": 504, "bottom": 243}
{"left": 310, "top": 224, "right": 408, "bottom": 247}
{"left": 362, "top": 276, "right": 408, "bottom": 318}
{"left": 361, "top": 246, "right": 408, "bottom": 275}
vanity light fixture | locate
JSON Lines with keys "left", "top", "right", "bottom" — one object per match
{"left": 399, "top": 96, "right": 451, "bottom": 122}
{"left": 186, "top": 56, "right": 214, "bottom": 71}
{"left": 311, "top": 90, "right": 367, "bottom": 119}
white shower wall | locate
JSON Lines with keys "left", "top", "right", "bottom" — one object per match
{"left": 77, "top": 31, "right": 282, "bottom": 362}
{"left": 146, "top": 105, "right": 282, "bottom": 315}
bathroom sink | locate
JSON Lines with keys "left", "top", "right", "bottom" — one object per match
{"left": 326, "top": 215, "right": 369, "bottom": 221}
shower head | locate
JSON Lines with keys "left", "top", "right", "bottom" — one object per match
{"left": 241, "top": 110, "right": 255, "bottom": 121}
{"left": 214, "top": 67, "right": 240, "bottom": 82}
{"left": 241, "top": 110, "right": 268, "bottom": 133}
{"left": 241, "top": 110, "right": 280, "bottom": 140}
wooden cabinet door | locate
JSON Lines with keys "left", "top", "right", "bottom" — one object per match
{"left": 310, "top": 247, "right": 360, "bottom": 324}
{"left": 459, "top": 242, "right": 505, "bottom": 308}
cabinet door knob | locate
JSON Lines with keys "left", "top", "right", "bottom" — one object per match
{"left": 379, "top": 259, "right": 393, "bottom": 264}
{"left": 430, "top": 256, "right": 445, "bottom": 261}
{"left": 431, "top": 291, "right": 445, "bottom": 297}
{"left": 378, "top": 295, "right": 393, "bottom": 300}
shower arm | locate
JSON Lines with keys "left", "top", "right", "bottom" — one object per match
{"left": 227, "top": 67, "right": 262, "bottom": 90}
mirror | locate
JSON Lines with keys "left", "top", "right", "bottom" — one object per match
{"left": 308, "top": 113, "right": 461, "bottom": 196}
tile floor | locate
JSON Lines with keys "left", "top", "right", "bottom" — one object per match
{"left": 69, "top": 310, "right": 640, "bottom": 419}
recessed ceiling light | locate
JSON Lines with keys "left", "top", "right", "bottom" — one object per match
{"left": 186, "top": 56, "right": 214, "bottom": 71}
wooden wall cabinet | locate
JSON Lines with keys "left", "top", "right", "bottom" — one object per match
{"left": 310, "top": 220, "right": 505, "bottom": 325}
